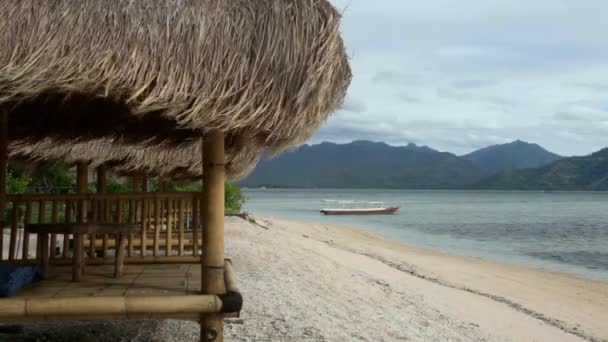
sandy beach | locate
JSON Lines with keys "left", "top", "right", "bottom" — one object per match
{"left": 3, "top": 215, "right": 607, "bottom": 342}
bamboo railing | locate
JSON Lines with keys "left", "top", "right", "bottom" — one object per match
{"left": 0, "top": 192, "right": 203, "bottom": 263}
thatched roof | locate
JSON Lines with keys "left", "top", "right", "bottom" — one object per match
{"left": 9, "top": 138, "right": 259, "bottom": 181}
{"left": 0, "top": 0, "right": 351, "bottom": 162}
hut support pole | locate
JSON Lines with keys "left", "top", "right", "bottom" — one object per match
{"left": 76, "top": 163, "right": 89, "bottom": 223}
{"left": 158, "top": 180, "right": 168, "bottom": 192}
{"left": 131, "top": 175, "right": 143, "bottom": 192}
{"left": 200, "top": 131, "right": 226, "bottom": 341}
{"left": 142, "top": 176, "right": 149, "bottom": 192}
{"left": 96, "top": 165, "right": 107, "bottom": 194}
{"left": 0, "top": 111, "right": 7, "bottom": 260}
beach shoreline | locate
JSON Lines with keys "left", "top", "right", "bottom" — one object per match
{"left": 4, "top": 215, "right": 607, "bottom": 342}
{"left": 229, "top": 214, "right": 607, "bottom": 342}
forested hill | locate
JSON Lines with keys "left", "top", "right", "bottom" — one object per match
{"left": 240, "top": 141, "right": 488, "bottom": 189}
{"left": 462, "top": 140, "right": 562, "bottom": 173}
{"left": 472, "top": 148, "right": 608, "bottom": 191}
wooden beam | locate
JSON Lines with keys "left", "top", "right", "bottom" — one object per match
{"left": 0, "top": 295, "right": 222, "bottom": 320}
{"left": 200, "top": 130, "right": 226, "bottom": 341}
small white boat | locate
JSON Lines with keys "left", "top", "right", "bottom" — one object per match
{"left": 320, "top": 200, "right": 400, "bottom": 215}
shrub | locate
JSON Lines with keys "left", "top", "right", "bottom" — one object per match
{"left": 225, "top": 182, "right": 245, "bottom": 213}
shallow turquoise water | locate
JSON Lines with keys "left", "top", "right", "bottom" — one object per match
{"left": 243, "top": 189, "right": 608, "bottom": 281}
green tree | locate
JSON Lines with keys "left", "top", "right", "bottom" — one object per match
{"left": 224, "top": 182, "right": 245, "bottom": 213}
{"left": 6, "top": 170, "right": 31, "bottom": 194}
{"left": 27, "top": 162, "right": 73, "bottom": 193}
{"left": 159, "top": 179, "right": 245, "bottom": 212}
{"left": 106, "top": 176, "right": 132, "bottom": 193}
{"left": 4, "top": 170, "right": 31, "bottom": 223}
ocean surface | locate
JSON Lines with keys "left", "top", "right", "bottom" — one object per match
{"left": 243, "top": 189, "right": 608, "bottom": 281}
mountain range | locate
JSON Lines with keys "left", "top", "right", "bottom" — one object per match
{"left": 239, "top": 140, "right": 607, "bottom": 190}
{"left": 462, "top": 140, "right": 562, "bottom": 173}
{"left": 241, "top": 141, "right": 485, "bottom": 189}
{"left": 474, "top": 148, "right": 608, "bottom": 190}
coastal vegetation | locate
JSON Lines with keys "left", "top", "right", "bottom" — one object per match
{"left": 5, "top": 163, "right": 246, "bottom": 212}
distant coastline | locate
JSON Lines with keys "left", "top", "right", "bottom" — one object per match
{"left": 243, "top": 185, "right": 608, "bottom": 191}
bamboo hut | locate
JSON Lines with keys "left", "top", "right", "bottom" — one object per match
{"left": 0, "top": 0, "right": 350, "bottom": 340}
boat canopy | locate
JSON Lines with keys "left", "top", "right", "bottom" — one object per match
{"left": 321, "top": 199, "right": 387, "bottom": 208}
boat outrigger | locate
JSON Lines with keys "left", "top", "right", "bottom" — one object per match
{"left": 320, "top": 200, "right": 400, "bottom": 215}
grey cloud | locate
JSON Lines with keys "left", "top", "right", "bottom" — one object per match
{"left": 572, "top": 82, "right": 608, "bottom": 92}
{"left": 436, "top": 88, "right": 473, "bottom": 101}
{"left": 340, "top": 98, "right": 367, "bottom": 113}
{"left": 398, "top": 93, "right": 421, "bottom": 104}
{"left": 452, "top": 79, "right": 498, "bottom": 89}
{"left": 436, "top": 88, "right": 514, "bottom": 108}
{"left": 554, "top": 109, "right": 608, "bottom": 122}
{"left": 371, "top": 71, "right": 420, "bottom": 86}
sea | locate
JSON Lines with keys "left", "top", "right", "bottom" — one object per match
{"left": 243, "top": 189, "right": 608, "bottom": 281}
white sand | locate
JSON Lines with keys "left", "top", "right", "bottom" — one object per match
{"left": 3, "top": 215, "right": 607, "bottom": 341}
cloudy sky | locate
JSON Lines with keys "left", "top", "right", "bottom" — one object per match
{"left": 310, "top": 0, "right": 608, "bottom": 156}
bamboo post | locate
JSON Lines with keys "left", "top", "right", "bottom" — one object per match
{"left": 178, "top": 199, "right": 185, "bottom": 256}
{"left": 40, "top": 233, "right": 49, "bottom": 278}
{"left": 142, "top": 176, "right": 149, "bottom": 192}
{"left": 128, "top": 199, "right": 135, "bottom": 257}
{"left": 9, "top": 200, "right": 19, "bottom": 260}
{"left": 102, "top": 200, "right": 110, "bottom": 257}
{"left": 117, "top": 199, "right": 125, "bottom": 225}
{"left": 38, "top": 201, "right": 46, "bottom": 257}
{"left": 0, "top": 111, "right": 6, "bottom": 261}
{"left": 22, "top": 200, "right": 32, "bottom": 259}
{"left": 63, "top": 200, "right": 72, "bottom": 258}
{"left": 73, "top": 233, "right": 83, "bottom": 282}
{"left": 200, "top": 130, "right": 226, "bottom": 341}
{"left": 131, "top": 175, "right": 143, "bottom": 193}
{"left": 141, "top": 198, "right": 149, "bottom": 257}
{"left": 76, "top": 162, "right": 88, "bottom": 223}
{"left": 94, "top": 165, "right": 107, "bottom": 259}
{"left": 89, "top": 198, "right": 97, "bottom": 258}
{"left": 114, "top": 233, "right": 127, "bottom": 277}
{"left": 165, "top": 198, "right": 173, "bottom": 256}
{"left": 76, "top": 164, "right": 88, "bottom": 265}
{"left": 96, "top": 165, "right": 107, "bottom": 194}
{"left": 158, "top": 180, "right": 167, "bottom": 193}
{"left": 154, "top": 197, "right": 161, "bottom": 256}
{"left": 193, "top": 197, "right": 200, "bottom": 257}
{"left": 50, "top": 201, "right": 59, "bottom": 258}
{"left": 38, "top": 200, "right": 46, "bottom": 224}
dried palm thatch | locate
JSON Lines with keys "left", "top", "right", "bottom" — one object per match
{"left": 9, "top": 137, "right": 259, "bottom": 181}
{"left": 0, "top": 0, "right": 351, "bottom": 159}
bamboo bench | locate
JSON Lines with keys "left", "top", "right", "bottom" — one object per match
{"left": 26, "top": 223, "right": 140, "bottom": 282}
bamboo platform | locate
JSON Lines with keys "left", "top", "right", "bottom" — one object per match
{"left": 0, "top": 261, "right": 241, "bottom": 322}
{"left": 18, "top": 263, "right": 200, "bottom": 298}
